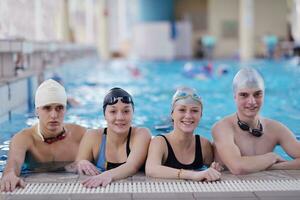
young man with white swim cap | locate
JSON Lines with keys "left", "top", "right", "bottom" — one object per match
{"left": 0, "top": 79, "right": 86, "bottom": 192}
{"left": 212, "top": 67, "right": 300, "bottom": 175}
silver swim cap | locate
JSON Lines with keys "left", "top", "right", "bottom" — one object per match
{"left": 232, "top": 67, "right": 264, "bottom": 93}
{"left": 172, "top": 86, "right": 202, "bottom": 110}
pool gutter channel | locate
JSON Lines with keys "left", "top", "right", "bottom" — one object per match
{"left": 3, "top": 179, "right": 300, "bottom": 195}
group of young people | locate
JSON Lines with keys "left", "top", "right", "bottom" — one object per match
{"left": 1, "top": 67, "right": 300, "bottom": 192}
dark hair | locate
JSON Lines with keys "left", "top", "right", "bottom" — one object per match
{"left": 102, "top": 87, "right": 134, "bottom": 115}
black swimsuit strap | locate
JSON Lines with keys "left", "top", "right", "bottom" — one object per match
{"left": 126, "top": 127, "right": 132, "bottom": 156}
{"left": 159, "top": 134, "right": 176, "bottom": 160}
{"left": 195, "top": 135, "right": 202, "bottom": 166}
{"left": 104, "top": 127, "right": 132, "bottom": 156}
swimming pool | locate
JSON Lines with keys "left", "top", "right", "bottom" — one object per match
{"left": 0, "top": 58, "right": 299, "bottom": 169}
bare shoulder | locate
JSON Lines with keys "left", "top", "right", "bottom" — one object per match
{"left": 77, "top": 128, "right": 103, "bottom": 145}
{"left": 65, "top": 123, "right": 86, "bottom": 134}
{"left": 199, "top": 136, "right": 212, "bottom": 147}
{"left": 263, "top": 117, "right": 287, "bottom": 128}
{"left": 84, "top": 128, "right": 103, "bottom": 139}
{"left": 211, "top": 114, "right": 235, "bottom": 137}
{"left": 212, "top": 114, "right": 234, "bottom": 129}
{"left": 150, "top": 134, "right": 170, "bottom": 147}
{"left": 132, "top": 127, "right": 151, "bottom": 139}
{"left": 152, "top": 134, "right": 164, "bottom": 142}
{"left": 263, "top": 117, "right": 293, "bottom": 135}
{"left": 64, "top": 123, "right": 87, "bottom": 140}
{"left": 10, "top": 126, "right": 35, "bottom": 147}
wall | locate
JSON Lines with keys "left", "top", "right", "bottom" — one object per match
{"left": 208, "top": 0, "right": 239, "bottom": 58}
{"left": 0, "top": 0, "right": 63, "bottom": 41}
{"left": 291, "top": 0, "right": 300, "bottom": 42}
{"left": 137, "top": 0, "right": 174, "bottom": 22}
{"left": 132, "top": 21, "right": 192, "bottom": 60}
{"left": 0, "top": 78, "right": 32, "bottom": 123}
{"left": 0, "top": 38, "right": 98, "bottom": 123}
{"left": 175, "top": 0, "right": 207, "bottom": 55}
{"left": 254, "top": 0, "right": 288, "bottom": 39}
{"left": 254, "top": 0, "right": 288, "bottom": 55}
{"left": 208, "top": 0, "right": 288, "bottom": 58}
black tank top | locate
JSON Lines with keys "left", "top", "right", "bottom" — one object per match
{"left": 159, "top": 134, "right": 204, "bottom": 170}
{"left": 104, "top": 127, "right": 131, "bottom": 170}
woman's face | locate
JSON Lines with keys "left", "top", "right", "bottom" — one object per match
{"left": 104, "top": 100, "right": 133, "bottom": 134}
{"left": 172, "top": 103, "right": 202, "bottom": 134}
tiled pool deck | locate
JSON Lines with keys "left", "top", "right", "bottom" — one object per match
{"left": 1, "top": 170, "right": 300, "bottom": 200}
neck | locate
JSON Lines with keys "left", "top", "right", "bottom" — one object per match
{"left": 37, "top": 122, "right": 65, "bottom": 141}
{"left": 171, "top": 129, "right": 194, "bottom": 147}
{"left": 106, "top": 128, "right": 129, "bottom": 146}
{"left": 236, "top": 112, "right": 260, "bottom": 128}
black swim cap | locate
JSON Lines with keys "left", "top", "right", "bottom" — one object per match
{"left": 102, "top": 87, "right": 134, "bottom": 115}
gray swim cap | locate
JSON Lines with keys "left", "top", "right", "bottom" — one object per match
{"left": 232, "top": 67, "right": 264, "bottom": 94}
{"left": 171, "top": 86, "right": 202, "bottom": 110}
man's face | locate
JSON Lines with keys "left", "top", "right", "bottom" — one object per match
{"left": 36, "top": 103, "right": 65, "bottom": 132}
{"left": 234, "top": 87, "right": 264, "bottom": 118}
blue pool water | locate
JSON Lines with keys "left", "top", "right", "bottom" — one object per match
{"left": 0, "top": 58, "right": 300, "bottom": 169}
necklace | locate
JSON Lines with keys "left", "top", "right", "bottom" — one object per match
{"left": 37, "top": 123, "right": 67, "bottom": 144}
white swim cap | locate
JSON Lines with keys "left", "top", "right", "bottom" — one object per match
{"left": 232, "top": 67, "right": 264, "bottom": 94}
{"left": 35, "top": 79, "right": 67, "bottom": 108}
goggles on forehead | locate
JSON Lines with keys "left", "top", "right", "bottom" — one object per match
{"left": 106, "top": 96, "right": 133, "bottom": 105}
{"left": 173, "top": 91, "right": 202, "bottom": 105}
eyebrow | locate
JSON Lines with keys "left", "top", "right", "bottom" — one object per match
{"left": 238, "top": 90, "right": 263, "bottom": 94}
{"left": 109, "top": 105, "right": 131, "bottom": 109}
{"left": 177, "top": 105, "right": 201, "bottom": 108}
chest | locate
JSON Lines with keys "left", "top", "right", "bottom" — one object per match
{"left": 234, "top": 130, "right": 277, "bottom": 156}
{"left": 164, "top": 140, "right": 196, "bottom": 165}
{"left": 29, "top": 140, "right": 78, "bottom": 162}
{"left": 105, "top": 142, "right": 128, "bottom": 163}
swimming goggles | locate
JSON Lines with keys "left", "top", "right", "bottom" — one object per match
{"left": 237, "top": 114, "right": 263, "bottom": 137}
{"left": 106, "top": 96, "right": 133, "bottom": 105}
{"left": 173, "top": 91, "right": 202, "bottom": 104}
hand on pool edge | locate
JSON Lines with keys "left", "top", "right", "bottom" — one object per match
{"left": 210, "top": 161, "right": 224, "bottom": 172}
{"left": 81, "top": 171, "right": 112, "bottom": 188}
{"left": 0, "top": 171, "right": 26, "bottom": 192}
{"left": 76, "top": 160, "right": 100, "bottom": 176}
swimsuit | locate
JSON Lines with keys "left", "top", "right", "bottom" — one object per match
{"left": 96, "top": 127, "right": 131, "bottom": 172}
{"left": 159, "top": 134, "right": 204, "bottom": 170}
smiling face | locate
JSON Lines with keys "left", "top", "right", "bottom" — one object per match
{"left": 234, "top": 87, "right": 264, "bottom": 118}
{"left": 36, "top": 103, "right": 66, "bottom": 133}
{"left": 232, "top": 67, "right": 265, "bottom": 118}
{"left": 172, "top": 103, "right": 202, "bottom": 134}
{"left": 104, "top": 100, "right": 133, "bottom": 134}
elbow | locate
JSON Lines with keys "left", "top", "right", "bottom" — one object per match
{"left": 145, "top": 164, "right": 157, "bottom": 178}
{"left": 145, "top": 165, "right": 153, "bottom": 177}
{"left": 132, "top": 165, "right": 140, "bottom": 174}
{"left": 129, "top": 162, "right": 140, "bottom": 174}
{"left": 228, "top": 163, "right": 247, "bottom": 175}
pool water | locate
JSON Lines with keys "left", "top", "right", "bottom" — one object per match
{"left": 0, "top": 58, "right": 299, "bottom": 169}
